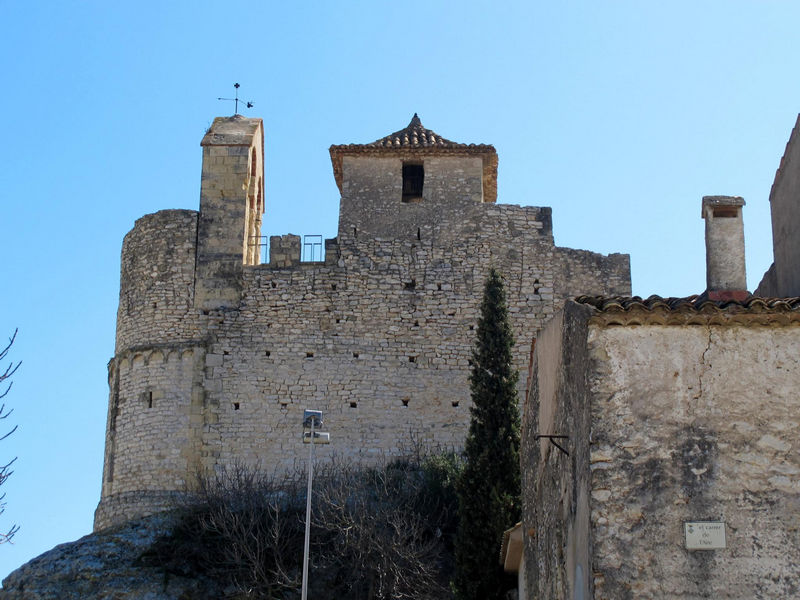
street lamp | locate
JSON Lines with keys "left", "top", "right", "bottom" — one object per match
{"left": 301, "top": 409, "right": 330, "bottom": 600}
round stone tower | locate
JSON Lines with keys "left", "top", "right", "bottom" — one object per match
{"left": 95, "top": 116, "right": 265, "bottom": 530}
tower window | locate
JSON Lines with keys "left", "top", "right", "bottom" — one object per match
{"left": 402, "top": 163, "right": 424, "bottom": 203}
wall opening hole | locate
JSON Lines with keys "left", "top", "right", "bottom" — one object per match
{"left": 469, "top": 325, "right": 475, "bottom": 330}
{"left": 402, "top": 398, "right": 410, "bottom": 407}
{"left": 534, "top": 287, "right": 540, "bottom": 295}
{"left": 417, "top": 228, "right": 421, "bottom": 240}
{"left": 331, "top": 284, "right": 337, "bottom": 290}
{"left": 404, "top": 279, "right": 416, "bottom": 290}
{"left": 152, "top": 302, "right": 157, "bottom": 309}
{"left": 336, "top": 318, "right": 341, "bottom": 323}
{"left": 437, "top": 283, "right": 442, "bottom": 291}
{"left": 223, "top": 351, "right": 230, "bottom": 355}
{"left": 712, "top": 206, "right": 739, "bottom": 218}
{"left": 468, "top": 359, "right": 474, "bottom": 366}
{"left": 353, "top": 226, "right": 358, "bottom": 238}
{"left": 271, "top": 281, "right": 277, "bottom": 289}
{"left": 452, "top": 401, "right": 460, "bottom": 408}
{"left": 233, "top": 402, "right": 240, "bottom": 411}
{"left": 414, "top": 320, "right": 419, "bottom": 327}
{"left": 402, "top": 163, "right": 424, "bottom": 203}
{"left": 534, "top": 278, "right": 540, "bottom": 285}
{"left": 408, "top": 355, "right": 416, "bottom": 363}
{"left": 353, "top": 352, "right": 359, "bottom": 358}
{"left": 349, "top": 402, "right": 357, "bottom": 408}
{"left": 265, "top": 350, "right": 271, "bottom": 357}
{"left": 147, "top": 392, "right": 153, "bottom": 409}
{"left": 306, "top": 352, "right": 314, "bottom": 358}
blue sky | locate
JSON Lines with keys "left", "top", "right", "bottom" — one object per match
{"left": 2, "top": 0, "right": 799, "bottom": 579}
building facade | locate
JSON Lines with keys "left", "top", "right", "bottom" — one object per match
{"left": 95, "top": 114, "right": 630, "bottom": 530}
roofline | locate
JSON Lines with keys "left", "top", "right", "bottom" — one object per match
{"left": 574, "top": 295, "right": 800, "bottom": 327}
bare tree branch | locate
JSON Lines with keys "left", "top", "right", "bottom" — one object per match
{"left": 0, "top": 328, "right": 20, "bottom": 544}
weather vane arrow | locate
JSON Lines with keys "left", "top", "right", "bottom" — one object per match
{"left": 218, "top": 83, "right": 254, "bottom": 115}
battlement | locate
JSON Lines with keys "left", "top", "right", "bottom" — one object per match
{"left": 95, "top": 115, "right": 630, "bottom": 530}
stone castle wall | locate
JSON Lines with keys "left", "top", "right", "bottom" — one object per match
{"left": 95, "top": 116, "right": 631, "bottom": 530}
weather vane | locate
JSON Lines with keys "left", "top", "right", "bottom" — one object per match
{"left": 218, "top": 83, "right": 253, "bottom": 115}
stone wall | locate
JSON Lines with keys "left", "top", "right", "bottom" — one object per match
{"left": 96, "top": 116, "right": 631, "bottom": 530}
{"left": 757, "top": 114, "right": 800, "bottom": 297}
{"left": 522, "top": 300, "right": 800, "bottom": 599}
{"left": 521, "top": 302, "right": 594, "bottom": 600}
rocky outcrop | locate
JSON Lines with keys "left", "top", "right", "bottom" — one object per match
{"left": 0, "top": 514, "right": 223, "bottom": 599}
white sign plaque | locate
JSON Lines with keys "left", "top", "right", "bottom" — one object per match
{"left": 684, "top": 521, "right": 726, "bottom": 550}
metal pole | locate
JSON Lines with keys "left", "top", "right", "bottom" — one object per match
{"left": 301, "top": 418, "right": 315, "bottom": 600}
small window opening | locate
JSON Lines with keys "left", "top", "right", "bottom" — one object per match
{"left": 437, "top": 283, "right": 442, "bottom": 291}
{"left": 712, "top": 206, "right": 739, "bottom": 218}
{"left": 417, "top": 228, "right": 421, "bottom": 240}
{"left": 408, "top": 355, "right": 416, "bottom": 363}
{"left": 251, "top": 148, "right": 257, "bottom": 176}
{"left": 147, "top": 392, "right": 153, "bottom": 409}
{"left": 306, "top": 352, "right": 314, "bottom": 358}
{"left": 401, "top": 398, "right": 410, "bottom": 407}
{"left": 331, "top": 284, "right": 337, "bottom": 290}
{"left": 402, "top": 163, "right": 424, "bottom": 203}
{"left": 414, "top": 320, "right": 419, "bottom": 327}
{"left": 349, "top": 402, "right": 357, "bottom": 408}
{"left": 404, "top": 279, "right": 416, "bottom": 290}
{"left": 452, "top": 401, "right": 460, "bottom": 408}
{"left": 336, "top": 318, "right": 341, "bottom": 323}
{"left": 353, "top": 352, "right": 359, "bottom": 358}
{"left": 233, "top": 402, "right": 240, "bottom": 411}
{"left": 265, "top": 350, "right": 271, "bottom": 357}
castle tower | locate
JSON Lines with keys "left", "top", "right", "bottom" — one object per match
{"left": 329, "top": 114, "right": 498, "bottom": 244}
{"left": 196, "top": 115, "right": 264, "bottom": 309}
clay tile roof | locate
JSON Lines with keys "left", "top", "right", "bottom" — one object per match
{"left": 575, "top": 295, "right": 800, "bottom": 326}
{"left": 366, "top": 113, "right": 477, "bottom": 149}
{"left": 329, "top": 114, "right": 498, "bottom": 202}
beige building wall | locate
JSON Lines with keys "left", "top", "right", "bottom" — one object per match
{"left": 522, "top": 298, "right": 800, "bottom": 599}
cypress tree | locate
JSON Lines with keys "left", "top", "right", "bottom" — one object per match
{"left": 452, "top": 268, "right": 521, "bottom": 600}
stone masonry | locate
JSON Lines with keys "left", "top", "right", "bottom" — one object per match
{"left": 95, "top": 114, "right": 630, "bottom": 530}
{"left": 522, "top": 297, "right": 800, "bottom": 599}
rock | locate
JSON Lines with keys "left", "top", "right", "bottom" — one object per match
{"left": 0, "top": 514, "right": 223, "bottom": 599}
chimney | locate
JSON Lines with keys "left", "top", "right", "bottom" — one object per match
{"left": 701, "top": 196, "right": 749, "bottom": 301}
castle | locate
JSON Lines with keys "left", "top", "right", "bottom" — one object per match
{"left": 94, "top": 114, "right": 630, "bottom": 530}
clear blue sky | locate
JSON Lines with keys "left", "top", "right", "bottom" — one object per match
{"left": 2, "top": 0, "right": 799, "bottom": 580}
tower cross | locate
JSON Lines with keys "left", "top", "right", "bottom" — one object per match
{"left": 218, "top": 83, "right": 254, "bottom": 115}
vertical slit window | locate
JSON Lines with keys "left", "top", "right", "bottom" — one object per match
{"left": 402, "top": 163, "right": 424, "bottom": 203}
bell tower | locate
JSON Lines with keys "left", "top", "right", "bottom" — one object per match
{"left": 196, "top": 115, "right": 264, "bottom": 310}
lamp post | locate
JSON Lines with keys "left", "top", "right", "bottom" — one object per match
{"left": 301, "top": 409, "right": 330, "bottom": 600}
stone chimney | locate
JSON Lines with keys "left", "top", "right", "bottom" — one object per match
{"left": 702, "top": 195, "right": 749, "bottom": 301}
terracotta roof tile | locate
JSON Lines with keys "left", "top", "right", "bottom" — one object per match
{"left": 575, "top": 295, "right": 800, "bottom": 326}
